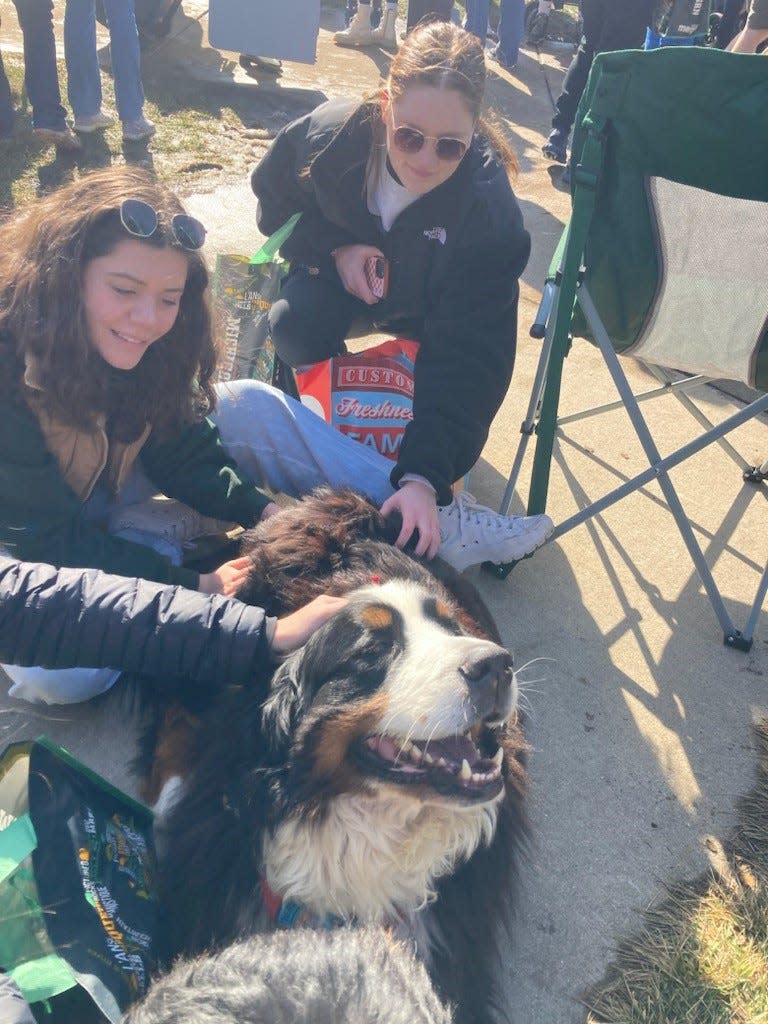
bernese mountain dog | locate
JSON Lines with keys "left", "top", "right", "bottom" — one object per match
{"left": 143, "top": 488, "right": 528, "bottom": 1024}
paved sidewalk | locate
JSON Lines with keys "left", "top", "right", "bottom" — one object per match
{"left": 1, "top": 6, "right": 767, "bottom": 1022}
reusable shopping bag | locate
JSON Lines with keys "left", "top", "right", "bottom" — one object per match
{"left": 211, "top": 214, "right": 301, "bottom": 384}
{"left": 295, "top": 337, "right": 419, "bottom": 461}
{"left": 0, "top": 736, "right": 158, "bottom": 1023}
{"left": 650, "top": 0, "right": 712, "bottom": 40}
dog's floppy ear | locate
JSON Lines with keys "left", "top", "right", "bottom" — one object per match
{"left": 260, "top": 655, "right": 311, "bottom": 763}
{"left": 260, "top": 608, "right": 374, "bottom": 762}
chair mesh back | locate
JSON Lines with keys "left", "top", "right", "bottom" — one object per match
{"left": 629, "top": 177, "right": 768, "bottom": 388}
{"left": 568, "top": 49, "right": 768, "bottom": 391}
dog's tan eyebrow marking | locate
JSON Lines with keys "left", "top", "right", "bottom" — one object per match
{"left": 424, "top": 597, "right": 460, "bottom": 630}
{"left": 361, "top": 604, "right": 394, "bottom": 630}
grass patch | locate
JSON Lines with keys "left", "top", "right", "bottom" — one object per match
{"left": 0, "top": 51, "right": 275, "bottom": 213}
{"left": 585, "top": 717, "right": 768, "bottom": 1024}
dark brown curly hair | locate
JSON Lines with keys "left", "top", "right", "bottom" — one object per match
{"left": 0, "top": 165, "right": 217, "bottom": 440}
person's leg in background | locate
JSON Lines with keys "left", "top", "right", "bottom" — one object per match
{"left": 63, "top": 0, "right": 105, "bottom": 126}
{"left": 11, "top": 0, "right": 80, "bottom": 148}
{"left": 464, "top": 0, "right": 491, "bottom": 43}
{"left": 101, "top": 0, "right": 155, "bottom": 140}
{"left": 543, "top": 0, "right": 651, "bottom": 165}
{"left": 406, "top": 0, "right": 454, "bottom": 31}
{"left": 0, "top": 45, "right": 15, "bottom": 138}
{"left": 542, "top": 17, "right": 597, "bottom": 162}
{"left": 334, "top": 0, "right": 385, "bottom": 45}
{"left": 489, "top": 0, "right": 525, "bottom": 68}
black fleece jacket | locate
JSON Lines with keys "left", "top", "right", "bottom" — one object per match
{"left": 251, "top": 99, "right": 531, "bottom": 504}
{"left": 0, "top": 556, "right": 272, "bottom": 694}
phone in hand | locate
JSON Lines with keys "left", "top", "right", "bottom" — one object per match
{"left": 364, "top": 255, "right": 389, "bottom": 300}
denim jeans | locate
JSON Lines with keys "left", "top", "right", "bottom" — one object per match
{"left": 464, "top": 0, "right": 490, "bottom": 42}
{"left": 495, "top": 0, "right": 525, "bottom": 65}
{"left": 64, "top": 0, "right": 144, "bottom": 121}
{"left": 11, "top": 0, "right": 68, "bottom": 130}
{"left": 3, "top": 381, "right": 396, "bottom": 705}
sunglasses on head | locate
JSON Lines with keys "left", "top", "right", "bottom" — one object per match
{"left": 391, "top": 124, "right": 470, "bottom": 162}
{"left": 119, "top": 198, "right": 207, "bottom": 251}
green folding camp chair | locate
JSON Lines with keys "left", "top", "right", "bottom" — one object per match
{"left": 493, "top": 47, "right": 768, "bottom": 651}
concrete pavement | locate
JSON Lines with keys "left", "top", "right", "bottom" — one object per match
{"left": 1, "top": 5, "right": 766, "bottom": 1021}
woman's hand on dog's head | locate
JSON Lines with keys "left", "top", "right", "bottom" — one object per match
{"left": 271, "top": 595, "right": 349, "bottom": 655}
{"left": 199, "top": 555, "right": 253, "bottom": 596}
{"left": 380, "top": 480, "right": 441, "bottom": 560}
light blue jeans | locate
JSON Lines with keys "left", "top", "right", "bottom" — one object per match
{"left": 4, "top": 381, "right": 397, "bottom": 705}
{"left": 63, "top": 0, "right": 144, "bottom": 122}
{"left": 495, "top": 0, "right": 525, "bottom": 66}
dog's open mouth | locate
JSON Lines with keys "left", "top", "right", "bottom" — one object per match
{"left": 355, "top": 732, "right": 504, "bottom": 801}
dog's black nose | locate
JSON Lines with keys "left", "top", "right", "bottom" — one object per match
{"left": 461, "top": 651, "right": 514, "bottom": 722}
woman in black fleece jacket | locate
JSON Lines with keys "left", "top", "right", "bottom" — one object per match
{"left": 0, "top": 556, "right": 344, "bottom": 700}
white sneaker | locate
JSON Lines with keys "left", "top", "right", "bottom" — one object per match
{"left": 437, "top": 491, "right": 553, "bottom": 572}
{"left": 334, "top": 4, "right": 375, "bottom": 46}
{"left": 122, "top": 116, "right": 156, "bottom": 142}
{"left": 73, "top": 110, "right": 115, "bottom": 133}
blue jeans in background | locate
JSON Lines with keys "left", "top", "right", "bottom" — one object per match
{"left": 493, "top": 0, "right": 525, "bottom": 65}
{"left": 10, "top": 0, "right": 68, "bottom": 130}
{"left": 464, "top": 0, "right": 490, "bottom": 42}
{"left": 64, "top": 0, "right": 144, "bottom": 121}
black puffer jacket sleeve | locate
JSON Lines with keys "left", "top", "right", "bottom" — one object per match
{"left": 0, "top": 556, "right": 272, "bottom": 692}
{"left": 391, "top": 181, "right": 531, "bottom": 503}
{"left": 250, "top": 102, "right": 360, "bottom": 273}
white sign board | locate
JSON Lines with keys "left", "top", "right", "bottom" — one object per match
{"left": 209, "top": 0, "right": 321, "bottom": 65}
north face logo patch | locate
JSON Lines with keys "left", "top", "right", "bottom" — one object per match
{"left": 423, "top": 227, "right": 447, "bottom": 245}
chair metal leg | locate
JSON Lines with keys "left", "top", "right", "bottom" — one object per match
{"left": 644, "top": 364, "right": 753, "bottom": 474}
{"left": 499, "top": 307, "right": 558, "bottom": 515}
{"left": 579, "top": 286, "right": 767, "bottom": 650}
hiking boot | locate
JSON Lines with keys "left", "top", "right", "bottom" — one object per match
{"left": 542, "top": 128, "right": 568, "bottom": 164}
{"left": 370, "top": 6, "right": 398, "bottom": 48}
{"left": 437, "top": 491, "right": 554, "bottom": 572}
{"left": 74, "top": 110, "right": 115, "bottom": 133}
{"left": 33, "top": 125, "right": 81, "bottom": 151}
{"left": 334, "top": 4, "right": 375, "bottom": 46}
{"left": 122, "top": 116, "right": 156, "bottom": 142}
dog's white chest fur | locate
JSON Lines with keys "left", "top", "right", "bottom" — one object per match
{"left": 263, "top": 786, "right": 502, "bottom": 921}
